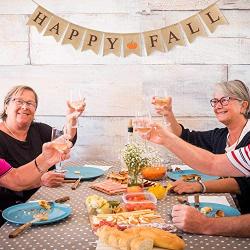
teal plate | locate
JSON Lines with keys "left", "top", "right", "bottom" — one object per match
{"left": 168, "top": 169, "right": 219, "bottom": 181}
{"left": 2, "top": 201, "right": 72, "bottom": 225}
{"left": 190, "top": 202, "right": 240, "bottom": 217}
{"left": 64, "top": 166, "right": 104, "bottom": 180}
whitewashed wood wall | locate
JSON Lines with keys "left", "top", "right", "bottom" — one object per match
{"left": 0, "top": 0, "right": 250, "bottom": 162}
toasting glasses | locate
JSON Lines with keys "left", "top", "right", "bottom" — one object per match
{"left": 51, "top": 127, "right": 69, "bottom": 172}
{"left": 153, "top": 88, "right": 171, "bottom": 126}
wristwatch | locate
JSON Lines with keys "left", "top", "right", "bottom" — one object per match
{"left": 197, "top": 179, "right": 206, "bottom": 193}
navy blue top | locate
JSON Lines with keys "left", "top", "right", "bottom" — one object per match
{"left": 181, "top": 125, "right": 250, "bottom": 214}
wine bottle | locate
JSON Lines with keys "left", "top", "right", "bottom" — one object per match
{"left": 127, "top": 119, "right": 134, "bottom": 145}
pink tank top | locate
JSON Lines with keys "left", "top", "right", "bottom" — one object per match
{"left": 0, "top": 159, "right": 12, "bottom": 177}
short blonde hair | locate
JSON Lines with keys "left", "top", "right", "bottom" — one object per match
{"left": 215, "top": 80, "right": 250, "bottom": 118}
{"left": 0, "top": 85, "right": 38, "bottom": 121}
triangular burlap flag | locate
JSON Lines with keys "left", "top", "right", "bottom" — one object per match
{"left": 161, "top": 23, "right": 185, "bottom": 51}
{"left": 123, "top": 33, "right": 141, "bottom": 57}
{"left": 103, "top": 33, "right": 121, "bottom": 56}
{"left": 44, "top": 16, "right": 69, "bottom": 42}
{"left": 181, "top": 14, "right": 207, "bottom": 43}
{"left": 62, "top": 23, "right": 85, "bottom": 49}
{"left": 82, "top": 29, "right": 103, "bottom": 55}
{"left": 143, "top": 29, "right": 164, "bottom": 55}
{"left": 199, "top": 3, "right": 228, "bottom": 33}
{"left": 27, "top": 6, "right": 53, "bottom": 33}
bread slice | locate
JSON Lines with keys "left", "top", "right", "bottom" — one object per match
{"left": 130, "top": 236, "right": 154, "bottom": 250}
{"left": 96, "top": 225, "right": 115, "bottom": 245}
{"left": 108, "top": 230, "right": 125, "bottom": 248}
{"left": 119, "top": 232, "right": 138, "bottom": 250}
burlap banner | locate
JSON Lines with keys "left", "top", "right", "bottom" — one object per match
{"left": 27, "top": 2, "right": 228, "bottom": 57}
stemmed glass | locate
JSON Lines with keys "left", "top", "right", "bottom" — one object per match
{"left": 153, "top": 88, "right": 171, "bottom": 126}
{"left": 51, "top": 127, "right": 68, "bottom": 172}
{"left": 133, "top": 109, "right": 152, "bottom": 155}
{"left": 68, "top": 89, "right": 85, "bottom": 128}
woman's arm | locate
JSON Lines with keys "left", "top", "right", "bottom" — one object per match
{"left": 203, "top": 178, "right": 240, "bottom": 194}
{"left": 171, "top": 178, "right": 241, "bottom": 194}
{"left": 0, "top": 141, "right": 70, "bottom": 191}
{"left": 172, "top": 205, "right": 250, "bottom": 237}
{"left": 144, "top": 123, "right": 246, "bottom": 177}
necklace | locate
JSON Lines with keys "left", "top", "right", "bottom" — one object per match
{"left": 3, "top": 122, "right": 26, "bottom": 141}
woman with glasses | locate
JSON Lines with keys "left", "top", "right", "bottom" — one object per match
{"left": 152, "top": 80, "right": 250, "bottom": 214}
{"left": 0, "top": 85, "right": 85, "bottom": 225}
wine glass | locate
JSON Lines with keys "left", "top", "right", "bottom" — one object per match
{"left": 51, "top": 127, "right": 68, "bottom": 172}
{"left": 133, "top": 109, "right": 152, "bottom": 154}
{"left": 68, "top": 89, "right": 85, "bottom": 128}
{"left": 153, "top": 88, "right": 171, "bottom": 126}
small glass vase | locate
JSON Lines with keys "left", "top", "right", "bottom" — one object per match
{"left": 127, "top": 168, "right": 144, "bottom": 192}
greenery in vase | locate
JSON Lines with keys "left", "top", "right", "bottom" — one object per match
{"left": 121, "top": 142, "right": 162, "bottom": 185}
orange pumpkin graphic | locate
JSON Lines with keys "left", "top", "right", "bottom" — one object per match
{"left": 127, "top": 41, "right": 138, "bottom": 49}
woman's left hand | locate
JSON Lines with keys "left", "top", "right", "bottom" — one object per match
{"left": 66, "top": 99, "right": 86, "bottom": 125}
{"left": 171, "top": 180, "right": 202, "bottom": 194}
{"left": 41, "top": 171, "right": 65, "bottom": 187}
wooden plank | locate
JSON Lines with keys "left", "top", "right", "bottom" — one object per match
{"left": 0, "top": 64, "right": 226, "bottom": 116}
{"left": 0, "top": 42, "right": 29, "bottom": 65}
{"left": 228, "top": 65, "right": 250, "bottom": 85}
{"left": 0, "top": 15, "right": 28, "bottom": 42}
{"left": 0, "top": 0, "right": 249, "bottom": 14}
{"left": 37, "top": 116, "right": 222, "bottom": 161}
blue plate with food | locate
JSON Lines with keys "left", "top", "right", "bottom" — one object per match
{"left": 168, "top": 169, "right": 219, "bottom": 182}
{"left": 2, "top": 201, "right": 72, "bottom": 225}
{"left": 190, "top": 202, "right": 240, "bottom": 217}
{"left": 64, "top": 166, "right": 105, "bottom": 180}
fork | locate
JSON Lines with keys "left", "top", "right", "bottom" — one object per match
{"left": 9, "top": 212, "right": 48, "bottom": 238}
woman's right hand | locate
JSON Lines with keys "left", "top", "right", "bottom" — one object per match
{"left": 41, "top": 138, "right": 72, "bottom": 167}
{"left": 171, "top": 180, "right": 202, "bottom": 194}
{"left": 140, "top": 122, "right": 174, "bottom": 146}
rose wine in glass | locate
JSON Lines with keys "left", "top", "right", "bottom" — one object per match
{"left": 134, "top": 110, "right": 152, "bottom": 154}
{"left": 51, "top": 127, "right": 68, "bottom": 172}
{"left": 154, "top": 88, "right": 171, "bottom": 126}
{"left": 69, "top": 89, "right": 84, "bottom": 128}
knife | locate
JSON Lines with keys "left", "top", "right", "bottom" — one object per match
{"left": 194, "top": 194, "right": 200, "bottom": 210}
{"left": 54, "top": 196, "right": 70, "bottom": 203}
{"left": 71, "top": 176, "right": 82, "bottom": 190}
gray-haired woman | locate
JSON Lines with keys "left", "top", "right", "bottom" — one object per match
{"left": 0, "top": 85, "right": 85, "bottom": 225}
{"left": 152, "top": 80, "right": 250, "bottom": 214}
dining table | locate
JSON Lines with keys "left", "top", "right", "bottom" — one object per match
{"left": 0, "top": 160, "right": 250, "bottom": 250}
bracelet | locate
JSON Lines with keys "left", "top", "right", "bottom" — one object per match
{"left": 34, "top": 158, "right": 47, "bottom": 174}
{"left": 198, "top": 180, "right": 207, "bottom": 193}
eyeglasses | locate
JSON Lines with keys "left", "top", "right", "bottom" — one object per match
{"left": 11, "top": 98, "right": 37, "bottom": 109}
{"left": 210, "top": 96, "right": 242, "bottom": 107}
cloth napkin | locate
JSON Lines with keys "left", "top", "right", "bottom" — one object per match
{"left": 171, "top": 164, "right": 193, "bottom": 171}
{"left": 188, "top": 195, "right": 230, "bottom": 206}
{"left": 84, "top": 164, "right": 112, "bottom": 172}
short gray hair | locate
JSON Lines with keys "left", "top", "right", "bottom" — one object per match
{"left": 0, "top": 85, "right": 38, "bottom": 121}
{"left": 215, "top": 80, "right": 250, "bottom": 118}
